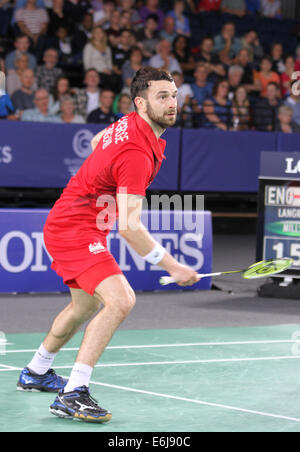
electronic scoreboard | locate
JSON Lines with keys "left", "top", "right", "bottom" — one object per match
{"left": 257, "top": 152, "right": 300, "bottom": 279}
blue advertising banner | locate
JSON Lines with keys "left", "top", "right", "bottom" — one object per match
{"left": 0, "top": 121, "right": 180, "bottom": 191}
{"left": 0, "top": 209, "right": 213, "bottom": 293}
{"left": 180, "top": 129, "right": 278, "bottom": 192}
{"left": 260, "top": 151, "right": 300, "bottom": 180}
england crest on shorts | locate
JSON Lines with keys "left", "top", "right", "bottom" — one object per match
{"left": 89, "top": 242, "right": 105, "bottom": 254}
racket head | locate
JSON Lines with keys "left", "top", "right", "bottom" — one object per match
{"left": 242, "top": 258, "right": 294, "bottom": 279}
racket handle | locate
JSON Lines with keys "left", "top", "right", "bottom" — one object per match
{"left": 159, "top": 272, "right": 222, "bottom": 286}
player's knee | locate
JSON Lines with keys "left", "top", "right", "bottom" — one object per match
{"left": 108, "top": 289, "right": 136, "bottom": 318}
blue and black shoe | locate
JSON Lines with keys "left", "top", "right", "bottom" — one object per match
{"left": 50, "top": 386, "right": 112, "bottom": 423}
{"left": 17, "top": 367, "right": 67, "bottom": 393}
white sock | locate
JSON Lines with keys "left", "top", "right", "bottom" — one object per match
{"left": 64, "top": 363, "right": 93, "bottom": 393}
{"left": 27, "top": 344, "right": 57, "bottom": 375}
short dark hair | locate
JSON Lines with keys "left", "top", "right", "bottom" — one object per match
{"left": 131, "top": 67, "right": 174, "bottom": 108}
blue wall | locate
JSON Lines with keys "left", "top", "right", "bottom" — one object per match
{"left": 0, "top": 120, "right": 299, "bottom": 192}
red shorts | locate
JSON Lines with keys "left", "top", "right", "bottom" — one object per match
{"left": 67, "top": 258, "right": 123, "bottom": 296}
{"left": 44, "top": 232, "right": 123, "bottom": 296}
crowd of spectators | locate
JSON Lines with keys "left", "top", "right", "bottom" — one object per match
{"left": 0, "top": 0, "right": 300, "bottom": 132}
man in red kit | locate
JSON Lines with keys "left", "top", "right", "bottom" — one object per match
{"left": 17, "top": 67, "right": 199, "bottom": 423}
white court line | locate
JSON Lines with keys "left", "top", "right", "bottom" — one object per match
{"left": 88, "top": 379, "right": 300, "bottom": 425}
{"left": 1, "top": 354, "right": 300, "bottom": 372}
{"left": 13, "top": 354, "right": 297, "bottom": 371}
{"left": 0, "top": 364, "right": 21, "bottom": 371}
{"left": 3, "top": 339, "right": 300, "bottom": 354}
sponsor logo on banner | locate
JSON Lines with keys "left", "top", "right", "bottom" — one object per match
{"left": 285, "top": 158, "right": 300, "bottom": 175}
{"left": 0, "top": 210, "right": 212, "bottom": 292}
{"left": 64, "top": 129, "right": 94, "bottom": 176}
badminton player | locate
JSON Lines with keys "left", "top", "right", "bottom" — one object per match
{"left": 17, "top": 67, "right": 199, "bottom": 423}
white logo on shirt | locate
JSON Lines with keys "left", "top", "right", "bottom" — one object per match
{"left": 89, "top": 242, "right": 106, "bottom": 254}
{"left": 115, "top": 116, "right": 129, "bottom": 144}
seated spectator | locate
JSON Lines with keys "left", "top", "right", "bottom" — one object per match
{"left": 49, "top": 75, "right": 72, "bottom": 114}
{"left": 295, "top": 45, "right": 300, "bottom": 73}
{"left": 6, "top": 53, "right": 31, "bottom": 96}
{"left": 213, "top": 21, "right": 242, "bottom": 65}
{"left": 275, "top": 104, "right": 300, "bottom": 133}
{"left": 281, "top": 56, "right": 295, "bottom": 98}
{"left": 83, "top": 26, "right": 113, "bottom": 76}
{"left": 5, "top": 34, "right": 37, "bottom": 71}
{"left": 240, "top": 29, "right": 264, "bottom": 64}
{"left": 221, "top": 0, "right": 246, "bottom": 17}
{"left": 115, "top": 92, "right": 132, "bottom": 118}
{"left": 21, "top": 87, "right": 62, "bottom": 122}
{"left": 119, "top": 0, "right": 141, "bottom": 29}
{"left": 195, "top": 0, "right": 222, "bottom": 12}
{"left": 260, "top": 0, "right": 281, "bottom": 18}
{"left": 15, "top": 0, "right": 49, "bottom": 53}
{"left": 245, "top": 0, "right": 260, "bottom": 15}
{"left": 122, "top": 46, "right": 143, "bottom": 90}
{"left": 51, "top": 25, "right": 76, "bottom": 67}
{"left": 270, "top": 42, "right": 285, "bottom": 74}
{"left": 159, "top": 16, "right": 178, "bottom": 45}
{"left": 228, "top": 65, "right": 244, "bottom": 99}
{"left": 253, "top": 81, "right": 282, "bottom": 131}
{"left": 233, "top": 48, "right": 256, "bottom": 92}
{"left": 139, "top": 0, "right": 164, "bottom": 31}
{"left": 11, "top": 68, "right": 36, "bottom": 112}
{"left": 93, "top": 0, "right": 115, "bottom": 28}
{"left": 149, "top": 39, "right": 182, "bottom": 74}
{"left": 73, "top": 68, "right": 101, "bottom": 119}
{"left": 167, "top": 0, "right": 191, "bottom": 38}
{"left": 104, "top": 9, "right": 121, "bottom": 35}
{"left": 36, "top": 48, "right": 63, "bottom": 92}
{"left": 285, "top": 80, "right": 300, "bottom": 125}
{"left": 0, "top": 91, "right": 16, "bottom": 120}
{"left": 191, "top": 62, "right": 213, "bottom": 109}
{"left": 111, "top": 28, "right": 133, "bottom": 75}
{"left": 232, "top": 85, "right": 251, "bottom": 130}
{"left": 135, "top": 13, "right": 160, "bottom": 59}
{"left": 47, "top": 0, "right": 74, "bottom": 37}
{"left": 87, "top": 88, "right": 116, "bottom": 124}
{"left": 202, "top": 79, "right": 232, "bottom": 130}
{"left": 72, "top": 13, "right": 93, "bottom": 57}
{"left": 172, "top": 35, "right": 195, "bottom": 79}
{"left": 253, "top": 56, "right": 281, "bottom": 98}
{"left": 172, "top": 70, "right": 193, "bottom": 126}
{"left": 194, "top": 36, "right": 226, "bottom": 80}
{"left": 120, "top": 10, "right": 133, "bottom": 30}
{"left": 60, "top": 95, "right": 85, "bottom": 123}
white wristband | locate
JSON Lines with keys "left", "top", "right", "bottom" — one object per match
{"left": 143, "top": 242, "right": 166, "bottom": 265}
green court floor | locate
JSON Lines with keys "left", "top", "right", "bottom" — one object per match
{"left": 1, "top": 324, "right": 300, "bottom": 432}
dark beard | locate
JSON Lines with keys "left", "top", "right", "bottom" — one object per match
{"left": 146, "top": 101, "right": 177, "bottom": 129}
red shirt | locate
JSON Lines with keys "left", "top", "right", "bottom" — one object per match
{"left": 44, "top": 112, "right": 166, "bottom": 243}
{"left": 197, "top": 0, "right": 222, "bottom": 12}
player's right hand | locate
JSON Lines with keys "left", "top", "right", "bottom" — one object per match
{"left": 169, "top": 264, "right": 199, "bottom": 287}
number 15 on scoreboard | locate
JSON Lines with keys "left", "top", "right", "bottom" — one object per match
{"left": 264, "top": 238, "right": 300, "bottom": 267}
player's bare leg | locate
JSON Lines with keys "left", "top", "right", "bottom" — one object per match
{"left": 43, "top": 289, "right": 102, "bottom": 354}
{"left": 50, "top": 274, "right": 135, "bottom": 422}
{"left": 17, "top": 289, "right": 102, "bottom": 393}
{"left": 74, "top": 274, "right": 136, "bottom": 368}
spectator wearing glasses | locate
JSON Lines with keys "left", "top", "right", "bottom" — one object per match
{"left": 21, "top": 88, "right": 62, "bottom": 122}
